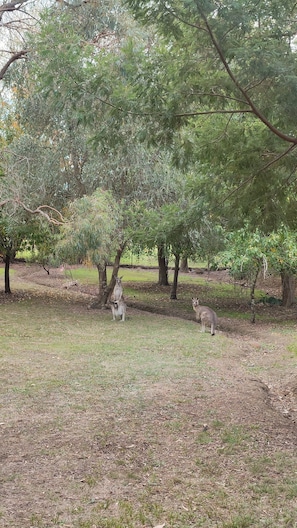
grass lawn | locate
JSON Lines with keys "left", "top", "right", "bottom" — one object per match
{"left": 1, "top": 264, "right": 297, "bottom": 527}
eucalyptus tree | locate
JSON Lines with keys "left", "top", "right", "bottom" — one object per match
{"left": 0, "top": 194, "right": 58, "bottom": 293}
{"left": 131, "top": 191, "right": 207, "bottom": 299}
{"left": 0, "top": 201, "right": 28, "bottom": 293}
{"left": 215, "top": 226, "right": 297, "bottom": 308}
{"left": 0, "top": 0, "right": 58, "bottom": 85}
{"left": 0, "top": 94, "right": 65, "bottom": 292}
{"left": 123, "top": 0, "right": 297, "bottom": 231}
{"left": 57, "top": 188, "right": 123, "bottom": 305}
{"left": 6, "top": 0, "right": 188, "bottom": 288}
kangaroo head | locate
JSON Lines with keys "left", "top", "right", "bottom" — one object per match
{"left": 192, "top": 298, "right": 200, "bottom": 307}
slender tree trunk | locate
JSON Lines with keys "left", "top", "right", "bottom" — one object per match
{"left": 96, "top": 262, "right": 108, "bottom": 305}
{"left": 158, "top": 244, "right": 169, "bottom": 286}
{"left": 281, "top": 272, "right": 295, "bottom": 307}
{"left": 180, "top": 255, "right": 189, "bottom": 273}
{"left": 105, "top": 243, "right": 127, "bottom": 304}
{"left": 250, "top": 265, "right": 261, "bottom": 323}
{"left": 90, "top": 244, "right": 127, "bottom": 309}
{"left": 4, "top": 253, "right": 11, "bottom": 294}
{"left": 170, "top": 253, "right": 180, "bottom": 300}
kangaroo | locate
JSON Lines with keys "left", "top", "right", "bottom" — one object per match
{"left": 111, "top": 276, "right": 124, "bottom": 301}
{"left": 192, "top": 298, "right": 217, "bottom": 336}
{"left": 110, "top": 299, "right": 126, "bottom": 322}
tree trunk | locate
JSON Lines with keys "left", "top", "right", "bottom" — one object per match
{"left": 250, "top": 264, "right": 261, "bottom": 323}
{"left": 96, "top": 262, "right": 108, "bottom": 305}
{"left": 4, "top": 253, "right": 11, "bottom": 294}
{"left": 158, "top": 244, "right": 169, "bottom": 286}
{"left": 281, "top": 272, "right": 295, "bottom": 307}
{"left": 180, "top": 256, "right": 189, "bottom": 273}
{"left": 105, "top": 244, "right": 126, "bottom": 304}
{"left": 170, "top": 253, "right": 180, "bottom": 300}
{"left": 90, "top": 245, "right": 127, "bottom": 309}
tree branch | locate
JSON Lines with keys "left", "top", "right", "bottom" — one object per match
{"left": 221, "top": 144, "right": 297, "bottom": 204}
{"left": 0, "top": 199, "right": 65, "bottom": 225}
{"left": 0, "top": 49, "right": 27, "bottom": 80}
{"left": 174, "top": 109, "right": 253, "bottom": 118}
{"left": 186, "top": 91, "right": 250, "bottom": 106}
{"left": 194, "top": 4, "right": 297, "bottom": 145}
{"left": 0, "top": 1, "right": 29, "bottom": 21}
{"left": 92, "top": 89, "right": 252, "bottom": 118}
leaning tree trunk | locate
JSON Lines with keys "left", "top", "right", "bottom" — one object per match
{"left": 4, "top": 253, "right": 11, "bottom": 294}
{"left": 281, "top": 272, "right": 295, "bottom": 307}
{"left": 104, "top": 243, "right": 127, "bottom": 305}
{"left": 158, "top": 244, "right": 169, "bottom": 286}
{"left": 92, "top": 244, "right": 127, "bottom": 308}
{"left": 170, "top": 253, "right": 180, "bottom": 300}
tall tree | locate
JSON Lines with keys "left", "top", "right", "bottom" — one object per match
{"left": 123, "top": 0, "right": 297, "bottom": 231}
{"left": 57, "top": 189, "right": 123, "bottom": 305}
{"left": 7, "top": 0, "right": 185, "bottom": 280}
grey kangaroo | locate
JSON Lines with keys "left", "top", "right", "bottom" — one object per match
{"left": 111, "top": 276, "right": 124, "bottom": 301}
{"left": 111, "top": 299, "right": 126, "bottom": 322}
{"left": 192, "top": 298, "right": 218, "bottom": 336}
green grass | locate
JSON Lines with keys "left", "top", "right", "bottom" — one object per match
{"left": 69, "top": 264, "right": 265, "bottom": 299}
{"left": 1, "top": 295, "right": 221, "bottom": 434}
{"left": 288, "top": 343, "right": 297, "bottom": 356}
{"left": 1, "top": 289, "right": 297, "bottom": 527}
{"left": 118, "top": 249, "right": 207, "bottom": 269}
{"left": 2, "top": 264, "right": 297, "bottom": 527}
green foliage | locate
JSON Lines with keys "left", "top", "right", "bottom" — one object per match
{"left": 5, "top": 0, "right": 297, "bottom": 276}
{"left": 57, "top": 189, "right": 122, "bottom": 266}
{"left": 215, "top": 226, "right": 297, "bottom": 290}
{"left": 265, "top": 227, "right": 297, "bottom": 275}
{"left": 215, "top": 228, "right": 267, "bottom": 284}
{"left": 124, "top": 0, "right": 297, "bottom": 230}
{"left": 7, "top": 0, "right": 186, "bottom": 254}
{"left": 0, "top": 202, "right": 44, "bottom": 260}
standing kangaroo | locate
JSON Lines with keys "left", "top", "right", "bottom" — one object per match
{"left": 110, "top": 299, "right": 126, "bottom": 322}
{"left": 192, "top": 298, "right": 218, "bottom": 336}
{"left": 111, "top": 276, "right": 124, "bottom": 301}
{"left": 110, "top": 276, "right": 126, "bottom": 321}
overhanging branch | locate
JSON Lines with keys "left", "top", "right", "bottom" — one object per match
{"left": 0, "top": 49, "right": 27, "bottom": 80}
{"left": 0, "top": 1, "right": 29, "bottom": 19}
{"left": 194, "top": 4, "right": 297, "bottom": 145}
{"left": 157, "top": 1, "right": 297, "bottom": 145}
{"left": 221, "top": 144, "right": 297, "bottom": 204}
{"left": 0, "top": 199, "right": 65, "bottom": 225}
